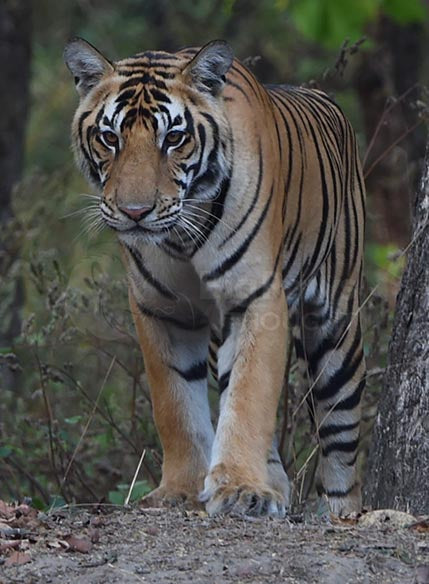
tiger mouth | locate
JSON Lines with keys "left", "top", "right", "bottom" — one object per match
{"left": 121, "top": 223, "right": 172, "bottom": 234}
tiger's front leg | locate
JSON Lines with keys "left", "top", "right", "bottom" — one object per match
{"left": 129, "top": 292, "right": 214, "bottom": 508}
{"left": 201, "top": 285, "right": 290, "bottom": 517}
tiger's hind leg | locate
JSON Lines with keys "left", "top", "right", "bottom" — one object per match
{"left": 290, "top": 272, "right": 365, "bottom": 515}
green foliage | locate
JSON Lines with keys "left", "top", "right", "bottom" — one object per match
{"left": 108, "top": 480, "right": 152, "bottom": 505}
{"left": 288, "top": 0, "right": 426, "bottom": 48}
{"left": 289, "top": 0, "right": 377, "bottom": 48}
{"left": 0, "top": 172, "right": 161, "bottom": 504}
{"left": 383, "top": 0, "right": 426, "bottom": 24}
{"left": 365, "top": 243, "right": 405, "bottom": 289}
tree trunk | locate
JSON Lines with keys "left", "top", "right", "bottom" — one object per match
{"left": 364, "top": 134, "right": 429, "bottom": 514}
{"left": 0, "top": 0, "right": 31, "bottom": 347}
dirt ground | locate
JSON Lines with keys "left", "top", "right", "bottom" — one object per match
{"left": 1, "top": 504, "right": 429, "bottom": 584}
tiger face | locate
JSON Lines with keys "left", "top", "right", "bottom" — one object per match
{"left": 65, "top": 39, "right": 233, "bottom": 244}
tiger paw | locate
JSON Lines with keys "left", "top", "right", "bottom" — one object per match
{"left": 200, "top": 465, "right": 287, "bottom": 518}
{"left": 140, "top": 486, "right": 203, "bottom": 510}
{"left": 327, "top": 483, "right": 362, "bottom": 517}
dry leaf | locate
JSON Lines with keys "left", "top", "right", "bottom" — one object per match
{"left": 64, "top": 534, "right": 92, "bottom": 554}
{"left": 0, "top": 501, "right": 14, "bottom": 520}
{"left": 0, "top": 540, "right": 21, "bottom": 552}
{"left": 330, "top": 512, "right": 359, "bottom": 526}
{"left": 184, "top": 510, "right": 208, "bottom": 519}
{"left": 14, "top": 504, "right": 33, "bottom": 518}
{"left": 408, "top": 519, "right": 429, "bottom": 533}
{"left": 46, "top": 540, "right": 62, "bottom": 549}
{"left": 88, "top": 527, "right": 100, "bottom": 543}
{"left": 359, "top": 509, "right": 416, "bottom": 529}
{"left": 4, "top": 551, "right": 31, "bottom": 566}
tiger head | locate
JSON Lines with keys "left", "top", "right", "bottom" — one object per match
{"left": 64, "top": 39, "right": 234, "bottom": 243}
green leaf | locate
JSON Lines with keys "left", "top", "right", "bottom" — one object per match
{"left": 31, "top": 496, "right": 46, "bottom": 511}
{"left": 64, "top": 415, "right": 83, "bottom": 425}
{"left": 275, "top": 0, "right": 290, "bottom": 11}
{"left": 49, "top": 495, "right": 67, "bottom": 509}
{"left": 290, "top": 0, "right": 378, "bottom": 48}
{"left": 108, "top": 490, "right": 125, "bottom": 505}
{"left": 129, "top": 480, "right": 152, "bottom": 501}
{"left": 0, "top": 445, "right": 13, "bottom": 458}
{"left": 108, "top": 480, "right": 151, "bottom": 505}
{"left": 383, "top": 0, "right": 426, "bottom": 23}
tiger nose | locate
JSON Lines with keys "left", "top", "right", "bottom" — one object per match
{"left": 119, "top": 204, "right": 154, "bottom": 221}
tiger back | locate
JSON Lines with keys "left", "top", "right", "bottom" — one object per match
{"left": 65, "top": 38, "right": 366, "bottom": 517}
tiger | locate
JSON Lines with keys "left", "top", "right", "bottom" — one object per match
{"left": 64, "top": 37, "right": 366, "bottom": 517}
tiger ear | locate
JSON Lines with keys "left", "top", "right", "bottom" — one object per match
{"left": 183, "top": 40, "right": 234, "bottom": 96}
{"left": 64, "top": 38, "right": 114, "bottom": 98}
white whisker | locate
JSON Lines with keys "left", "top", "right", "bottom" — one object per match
{"left": 180, "top": 215, "right": 206, "bottom": 241}
{"left": 177, "top": 218, "right": 200, "bottom": 248}
{"left": 61, "top": 204, "right": 100, "bottom": 220}
{"left": 182, "top": 202, "right": 234, "bottom": 234}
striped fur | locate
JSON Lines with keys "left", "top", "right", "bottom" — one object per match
{"left": 65, "top": 39, "right": 366, "bottom": 517}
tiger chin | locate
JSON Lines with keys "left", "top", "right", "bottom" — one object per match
{"left": 64, "top": 37, "right": 366, "bottom": 518}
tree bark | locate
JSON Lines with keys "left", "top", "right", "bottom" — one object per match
{"left": 364, "top": 134, "right": 429, "bottom": 514}
{"left": 0, "top": 0, "right": 31, "bottom": 346}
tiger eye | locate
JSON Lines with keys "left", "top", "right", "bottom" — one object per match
{"left": 165, "top": 130, "right": 185, "bottom": 147}
{"left": 101, "top": 130, "right": 119, "bottom": 147}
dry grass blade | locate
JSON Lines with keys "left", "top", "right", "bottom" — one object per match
{"left": 125, "top": 449, "right": 146, "bottom": 506}
{"left": 60, "top": 356, "right": 117, "bottom": 492}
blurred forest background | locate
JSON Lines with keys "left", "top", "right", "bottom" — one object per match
{"left": 0, "top": 0, "right": 428, "bottom": 510}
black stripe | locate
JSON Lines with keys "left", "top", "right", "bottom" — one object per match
{"left": 172, "top": 361, "right": 207, "bottom": 381}
{"left": 346, "top": 452, "right": 359, "bottom": 467}
{"left": 221, "top": 314, "right": 232, "bottom": 341}
{"left": 314, "top": 328, "right": 363, "bottom": 401}
{"left": 188, "top": 123, "right": 206, "bottom": 178}
{"left": 318, "top": 420, "right": 360, "bottom": 440}
{"left": 304, "top": 313, "right": 350, "bottom": 367}
{"left": 184, "top": 107, "right": 195, "bottom": 136}
{"left": 126, "top": 246, "right": 177, "bottom": 300}
{"left": 190, "top": 173, "right": 231, "bottom": 256}
{"left": 325, "top": 483, "right": 357, "bottom": 498}
{"left": 200, "top": 112, "right": 220, "bottom": 148}
{"left": 322, "top": 438, "right": 359, "bottom": 457}
{"left": 220, "top": 139, "right": 263, "bottom": 247}
{"left": 219, "top": 371, "right": 231, "bottom": 394}
{"left": 150, "top": 88, "right": 171, "bottom": 103}
{"left": 282, "top": 234, "right": 303, "bottom": 283}
{"left": 294, "top": 337, "right": 306, "bottom": 360}
{"left": 231, "top": 65, "right": 261, "bottom": 101}
{"left": 303, "top": 122, "right": 331, "bottom": 278}
{"left": 208, "top": 345, "right": 218, "bottom": 362}
{"left": 269, "top": 92, "right": 293, "bottom": 218}
{"left": 202, "top": 187, "right": 274, "bottom": 282}
{"left": 332, "top": 377, "right": 365, "bottom": 412}
{"left": 78, "top": 111, "right": 100, "bottom": 184}
{"left": 225, "top": 78, "right": 251, "bottom": 103}
{"left": 126, "top": 51, "right": 180, "bottom": 61}
{"left": 228, "top": 244, "right": 283, "bottom": 315}
{"left": 138, "top": 303, "right": 207, "bottom": 331}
